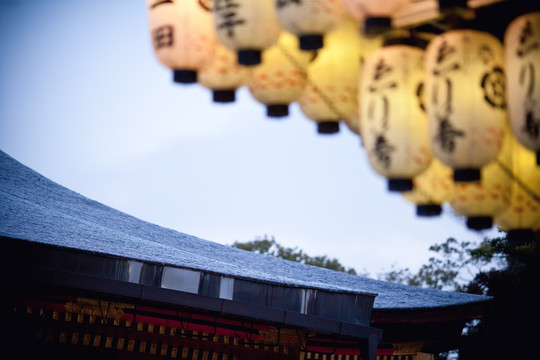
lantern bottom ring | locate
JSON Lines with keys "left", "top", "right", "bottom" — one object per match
{"left": 237, "top": 49, "right": 262, "bottom": 66}
{"left": 317, "top": 121, "right": 340, "bottom": 135}
{"left": 416, "top": 204, "right": 442, "bottom": 217}
{"left": 213, "top": 90, "right": 236, "bottom": 103}
{"left": 267, "top": 104, "right": 289, "bottom": 118}
{"left": 453, "top": 168, "right": 481, "bottom": 183}
{"left": 173, "top": 70, "right": 197, "bottom": 84}
{"left": 299, "top": 34, "right": 323, "bottom": 51}
{"left": 466, "top": 216, "right": 493, "bottom": 231}
{"left": 388, "top": 178, "right": 413, "bottom": 192}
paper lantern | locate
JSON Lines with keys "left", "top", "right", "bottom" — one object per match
{"left": 146, "top": 0, "right": 217, "bottom": 84}
{"left": 339, "top": 0, "right": 412, "bottom": 36}
{"left": 402, "top": 158, "right": 455, "bottom": 217}
{"left": 360, "top": 39, "right": 432, "bottom": 191}
{"left": 248, "top": 32, "right": 311, "bottom": 118}
{"left": 213, "top": 0, "right": 282, "bottom": 66}
{"left": 344, "top": 31, "right": 384, "bottom": 137}
{"left": 449, "top": 128, "right": 513, "bottom": 231}
{"left": 298, "top": 18, "right": 362, "bottom": 134}
{"left": 504, "top": 11, "right": 540, "bottom": 166}
{"left": 495, "top": 141, "right": 540, "bottom": 245}
{"left": 425, "top": 29, "right": 507, "bottom": 182}
{"left": 198, "top": 44, "right": 250, "bottom": 103}
{"left": 275, "top": 0, "right": 345, "bottom": 50}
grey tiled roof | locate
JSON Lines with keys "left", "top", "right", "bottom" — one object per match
{"left": 0, "top": 149, "right": 491, "bottom": 309}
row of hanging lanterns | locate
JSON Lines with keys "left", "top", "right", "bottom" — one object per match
{"left": 146, "top": 0, "right": 540, "bottom": 244}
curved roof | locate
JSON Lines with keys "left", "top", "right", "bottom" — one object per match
{"left": 0, "top": 149, "right": 490, "bottom": 310}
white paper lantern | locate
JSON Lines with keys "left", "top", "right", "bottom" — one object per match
{"left": 340, "top": 0, "right": 412, "bottom": 36}
{"left": 504, "top": 11, "right": 540, "bottom": 166}
{"left": 213, "top": 0, "right": 282, "bottom": 66}
{"left": 360, "top": 40, "right": 432, "bottom": 191}
{"left": 495, "top": 141, "right": 540, "bottom": 245}
{"left": 298, "top": 18, "right": 362, "bottom": 134}
{"left": 449, "top": 127, "right": 514, "bottom": 231}
{"left": 425, "top": 29, "right": 507, "bottom": 182}
{"left": 248, "top": 32, "right": 311, "bottom": 118}
{"left": 198, "top": 44, "right": 250, "bottom": 103}
{"left": 402, "top": 158, "right": 455, "bottom": 217}
{"left": 275, "top": 0, "right": 345, "bottom": 50}
{"left": 146, "top": 0, "right": 217, "bottom": 83}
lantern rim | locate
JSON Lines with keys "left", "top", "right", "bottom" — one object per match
{"left": 416, "top": 204, "right": 443, "bottom": 217}
{"left": 237, "top": 50, "right": 262, "bottom": 66}
{"left": 363, "top": 17, "right": 392, "bottom": 37}
{"left": 299, "top": 34, "right": 324, "bottom": 51}
{"left": 453, "top": 169, "right": 481, "bottom": 182}
{"left": 173, "top": 70, "right": 197, "bottom": 84}
{"left": 388, "top": 179, "right": 414, "bottom": 192}
{"left": 267, "top": 104, "right": 289, "bottom": 118}
{"left": 317, "top": 121, "right": 340, "bottom": 135}
{"left": 466, "top": 216, "right": 493, "bottom": 231}
{"left": 213, "top": 90, "right": 236, "bottom": 103}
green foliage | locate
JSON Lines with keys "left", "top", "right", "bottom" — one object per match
{"left": 231, "top": 235, "right": 358, "bottom": 275}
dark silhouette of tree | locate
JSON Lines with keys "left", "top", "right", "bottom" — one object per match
{"left": 231, "top": 235, "right": 359, "bottom": 275}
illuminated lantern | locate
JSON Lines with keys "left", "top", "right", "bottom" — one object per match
{"left": 495, "top": 142, "right": 540, "bottom": 245}
{"left": 425, "top": 29, "right": 507, "bottom": 182}
{"left": 449, "top": 128, "right": 513, "bottom": 231}
{"left": 402, "top": 158, "right": 455, "bottom": 217}
{"left": 146, "top": 0, "right": 217, "bottom": 84}
{"left": 360, "top": 37, "right": 432, "bottom": 191}
{"left": 298, "top": 18, "right": 361, "bottom": 134}
{"left": 213, "top": 0, "right": 281, "bottom": 66}
{"left": 504, "top": 11, "right": 540, "bottom": 166}
{"left": 248, "top": 32, "right": 311, "bottom": 118}
{"left": 275, "top": 0, "right": 345, "bottom": 50}
{"left": 198, "top": 44, "right": 250, "bottom": 103}
{"left": 339, "top": 0, "right": 412, "bottom": 36}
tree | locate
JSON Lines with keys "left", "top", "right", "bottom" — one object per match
{"left": 231, "top": 235, "right": 359, "bottom": 275}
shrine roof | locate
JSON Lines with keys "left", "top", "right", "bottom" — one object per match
{"left": 0, "top": 149, "right": 491, "bottom": 311}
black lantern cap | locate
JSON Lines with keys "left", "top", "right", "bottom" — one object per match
{"left": 267, "top": 104, "right": 289, "bottom": 118}
{"left": 237, "top": 49, "right": 262, "bottom": 66}
{"left": 417, "top": 204, "right": 442, "bottom": 217}
{"left": 454, "top": 168, "right": 481, "bottom": 182}
{"left": 299, "top": 34, "right": 324, "bottom": 50}
{"left": 466, "top": 216, "right": 493, "bottom": 231}
{"left": 388, "top": 178, "right": 413, "bottom": 192}
{"left": 364, "top": 17, "right": 392, "bottom": 37}
{"left": 507, "top": 229, "right": 537, "bottom": 247}
{"left": 213, "top": 90, "right": 236, "bottom": 103}
{"left": 173, "top": 70, "right": 197, "bottom": 84}
{"left": 383, "top": 36, "right": 429, "bottom": 49}
{"left": 317, "top": 121, "right": 340, "bottom": 134}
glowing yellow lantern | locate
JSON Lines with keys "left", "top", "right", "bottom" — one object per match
{"left": 449, "top": 128, "right": 513, "bottom": 231}
{"left": 504, "top": 11, "right": 540, "bottom": 166}
{"left": 425, "top": 29, "right": 507, "bottom": 182}
{"left": 360, "top": 37, "right": 432, "bottom": 191}
{"left": 275, "top": 0, "right": 345, "bottom": 50}
{"left": 339, "top": 0, "right": 412, "bottom": 36}
{"left": 344, "top": 31, "right": 384, "bottom": 137}
{"left": 298, "top": 18, "right": 361, "bottom": 134}
{"left": 146, "top": 0, "right": 217, "bottom": 83}
{"left": 198, "top": 44, "right": 250, "bottom": 103}
{"left": 402, "top": 158, "right": 455, "bottom": 217}
{"left": 213, "top": 0, "right": 282, "bottom": 66}
{"left": 248, "top": 32, "right": 311, "bottom": 117}
{"left": 495, "top": 142, "right": 540, "bottom": 245}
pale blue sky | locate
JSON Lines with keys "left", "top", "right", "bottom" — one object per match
{"left": 0, "top": 0, "right": 500, "bottom": 277}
